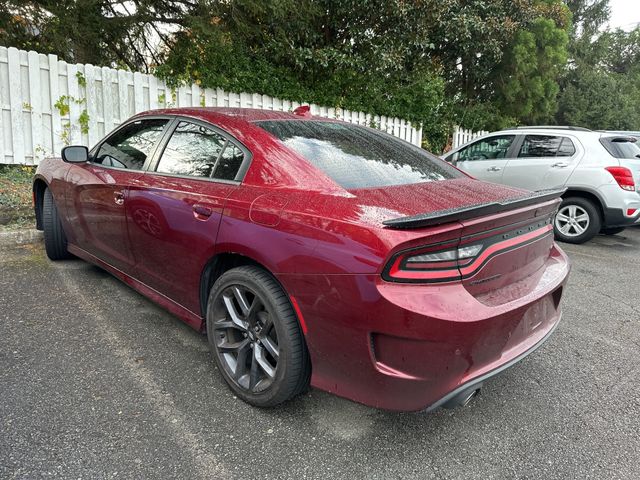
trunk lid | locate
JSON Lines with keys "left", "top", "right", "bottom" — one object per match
{"left": 376, "top": 180, "right": 562, "bottom": 300}
{"left": 455, "top": 199, "right": 558, "bottom": 302}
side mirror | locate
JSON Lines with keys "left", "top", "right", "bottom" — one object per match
{"left": 61, "top": 145, "right": 89, "bottom": 163}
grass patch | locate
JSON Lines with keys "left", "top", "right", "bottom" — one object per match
{"left": 0, "top": 165, "right": 36, "bottom": 229}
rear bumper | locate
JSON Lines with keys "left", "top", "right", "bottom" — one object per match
{"left": 279, "top": 244, "right": 570, "bottom": 412}
{"left": 600, "top": 186, "right": 640, "bottom": 227}
{"left": 423, "top": 315, "right": 560, "bottom": 412}
{"left": 603, "top": 206, "right": 640, "bottom": 227}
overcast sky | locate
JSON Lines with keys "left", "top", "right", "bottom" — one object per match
{"left": 607, "top": 0, "right": 640, "bottom": 31}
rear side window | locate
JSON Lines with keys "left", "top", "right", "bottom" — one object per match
{"left": 556, "top": 138, "right": 576, "bottom": 157}
{"left": 213, "top": 143, "right": 244, "bottom": 181}
{"left": 156, "top": 122, "right": 226, "bottom": 178}
{"left": 600, "top": 137, "right": 640, "bottom": 159}
{"left": 256, "top": 120, "right": 462, "bottom": 189}
{"left": 518, "top": 135, "right": 568, "bottom": 158}
{"left": 94, "top": 119, "right": 168, "bottom": 170}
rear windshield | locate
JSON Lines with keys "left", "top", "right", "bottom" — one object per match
{"left": 600, "top": 137, "right": 640, "bottom": 159}
{"left": 256, "top": 120, "right": 462, "bottom": 189}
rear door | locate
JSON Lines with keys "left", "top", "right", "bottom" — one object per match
{"left": 127, "top": 119, "right": 248, "bottom": 312}
{"left": 501, "top": 134, "right": 581, "bottom": 190}
{"left": 452, "top": 135, "right": 517, "bottom": 183}
{"left": 65, "top": 118, "right": 170, "bottom": 273}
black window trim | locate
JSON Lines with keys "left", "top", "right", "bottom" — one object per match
{"left": 145, "top": 116, "right": 253, "bottom": 185}
{"left": 88, "top": 115, "right": 174, "bottom": 172}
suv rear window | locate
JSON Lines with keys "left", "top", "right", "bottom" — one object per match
{"left": 256, "top": 120, "right": 462, "bottom": 189}
{"left": 600, "top": 137, "right": 640, "bottom": 159}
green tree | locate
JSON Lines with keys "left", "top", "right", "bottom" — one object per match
{"left": 158, "top": 0, "right": 572, "bottom": 148}
{"left": 495, "top": 16, "right": 569, "bottom": 125}
{"left": 557, "top": 1, "right": 640, "bottom": 130}
{"left": 557, "top": 25, "right": 640, "bottom": 130}
{"left": 0, "top": 0, "right": 195, "bottom": 71}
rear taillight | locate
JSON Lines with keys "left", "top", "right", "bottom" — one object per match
{"left": 605, "top": 167, "right": 635, "bottom": 191}
{"left": 383, "top": 218, "right": 554, "bottom": 283}
{"left": 384, "top": 242, "right": 479, "bottom": 283}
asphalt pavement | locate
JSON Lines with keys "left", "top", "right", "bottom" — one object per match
{"left": 1, "top": 228, "right": 639, "bottom": 479}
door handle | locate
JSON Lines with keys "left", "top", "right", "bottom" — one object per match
{"left": 114, "top": 191, "right": 125, "bottom": 205}
{"left": 551, "top": 162, "right": 569, "bottom": 168}
{"left": 192, "top": 204, "right": 213, "bottom": 220}
{"left": 487, "top": 166, "right": 502, "bottom": 172}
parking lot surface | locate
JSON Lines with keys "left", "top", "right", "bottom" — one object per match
{"left": 1, "top": 229, "right": 639, "bottom": 479}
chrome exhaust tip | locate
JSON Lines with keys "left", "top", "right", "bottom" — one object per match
{"left": 442, "top": 385, "right": 482, "bottom": 409}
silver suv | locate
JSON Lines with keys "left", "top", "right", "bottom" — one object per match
{"left": 443, "top": 127, "right": 640, "bottom": 244}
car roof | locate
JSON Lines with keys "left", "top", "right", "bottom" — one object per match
{"left": 496, "top": 127, "right": 596, "bottom": 138}
{"left": 133, "top": 107, "right": 337, "bottom": 124}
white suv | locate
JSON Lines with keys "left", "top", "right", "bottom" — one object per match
{"left": 443, "top": 127, "right": 640, "bottom": 244}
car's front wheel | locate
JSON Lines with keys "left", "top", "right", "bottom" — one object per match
{"left": 554, "top": 197, "right": 601, "bottom": 244}
{"left": 206, "top": 266, "right": 310, "bottom": 407}
{"left": 42, "top": 188, "right": 73, "bottom": 260}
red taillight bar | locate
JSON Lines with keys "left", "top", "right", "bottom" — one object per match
{"left": 382, "top": 218, "right": 553, "bottom": 283}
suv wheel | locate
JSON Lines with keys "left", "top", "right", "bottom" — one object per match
{"left": 601, "top": 227, "right": 626, "bottom": 236}
{"left": 554, "top": 197, "right": 601, "bottom": 244}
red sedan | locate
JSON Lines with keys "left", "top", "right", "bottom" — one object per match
{"left": 33, "top": 107, "right": 570, "bottom": 411}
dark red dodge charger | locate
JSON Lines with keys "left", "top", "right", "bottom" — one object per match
{"left": 33, "top": 107, "right": 570, "bottom": 411}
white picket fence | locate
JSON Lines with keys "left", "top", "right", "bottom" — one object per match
{"left": 0, "top": 46, "right": 423, "bottom": 165}
{"left": 452, "top": 126, "right": 489, "bottom": 149}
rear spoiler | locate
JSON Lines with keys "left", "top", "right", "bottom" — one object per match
{"left": 382, "top": 188, "right": 566, "bottom": 229}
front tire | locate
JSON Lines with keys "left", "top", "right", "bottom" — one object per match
{"left": 554, "top": 197, "right": 601, "bottom": 244}
{"left": 42, "top": 188, "right": 73, "bottom": 260}
{"left": 206, "top": 266, "right": 310, "bottom": 407}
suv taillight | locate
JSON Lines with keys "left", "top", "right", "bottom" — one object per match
{"left": 605, "top": 166, "right": 635, "bottom": 191}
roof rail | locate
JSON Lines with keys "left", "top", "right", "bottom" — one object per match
{"left": 514, "top": 126, "right": 591, "bottom": 132}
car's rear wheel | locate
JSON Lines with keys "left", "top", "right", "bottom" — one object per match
{"left": 554, "top": 197, "right": 601, "bottom": 244}
{"left": 206, "top": 266, "right": 310, "bottom": 407}
{"left": 42, "top": 188, "right": 73, "bottom": 260}
{"left": 601, "top": 227, "right": 626, "bottom": 236}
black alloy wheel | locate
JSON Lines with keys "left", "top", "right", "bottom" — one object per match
{"left": 206, "top": 266, "right": 310, "bottom": 407}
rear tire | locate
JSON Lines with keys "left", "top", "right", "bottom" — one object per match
{"left": 206, "top": 266, "right": 311, "bottom": 407}
{"left": 42, "top": 188, "right": 72, "bottom": 260}
{"left": 554, "top": 197, "right": 601, "bottom": 244}
{"left": 601, "top": 227, "right": 625, "bottom": 236}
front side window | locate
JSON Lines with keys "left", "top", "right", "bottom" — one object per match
{"left": 94, "top": 119, "right": 168, "bottom": 170}
{"left": 518, "top": 135, "right": 564, "bottom": 158}
{"left": 156, "top": 122, "right": 227, "bottom": 178}
{"left": 256, "top": 120, "right": 462, "bottom": 189}
{"left": 457, "top": 135, "right": 515, "bottom": 162}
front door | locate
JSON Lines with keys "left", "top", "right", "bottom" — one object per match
{"left": 126, "top": 120, "right": 247, "bottom": 313}
{"left": 65, "top": 118, "right": 170, "bottom": 273}
{"left": 453, "top": 134, "right": 516, "bottom": 184}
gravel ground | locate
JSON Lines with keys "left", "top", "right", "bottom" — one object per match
{"left": 1, "top": 229, "right": 639, "bottom": 479}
